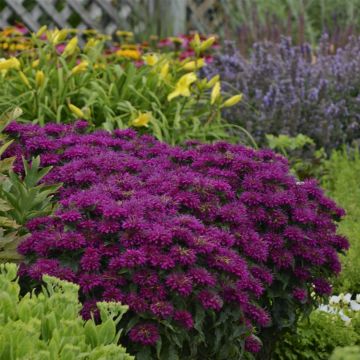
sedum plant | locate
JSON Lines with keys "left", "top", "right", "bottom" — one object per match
{"left": 0, "top": 262, "right": 133, "bottom": 360}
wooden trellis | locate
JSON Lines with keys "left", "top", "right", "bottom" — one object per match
{"left": 0, "top": 0, "right": 223, "bottom": 36}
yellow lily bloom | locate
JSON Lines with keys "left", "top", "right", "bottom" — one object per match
{"left": 19, "top": 71, "right": 31, "bottom": 89}
{"left": 71, "top": 61, "right": 89, "bottom": 75}
{"left": 143, "top": 53, "right": 158, "bottom": 66}
{"left": 207, "top": 74, "right": 220, "bottom": 88}
{"left": 211, "top": 81, "right": 221, "bottom": 105}
{"left": 181, "top": 58, "right": 205, "bottom": 71}
{"left": 62, "top": 37, "right": 78, "bottom": 57}
{"left": 68, "top": 103, "right": 85, "bottom": 118}
{"left": 0, "top": 57, "right": 20, "bottom": 71}
{"left": 131, "top": 112, "right": 152, "bottom": 127}
{"left": 167, "top": 72, "right": 197, "bottom": 101}
{"left": 35, "top": 70, "right": 45, "bottom": 88}
{"left": 223, "top": 94, "right": 243, "bottom": 107}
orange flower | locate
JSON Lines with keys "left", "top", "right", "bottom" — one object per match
{"left": 116, "top": 49, "right": 141, "bottom": 60}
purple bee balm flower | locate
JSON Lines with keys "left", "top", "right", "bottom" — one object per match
{"left": 198, "top": 290, "right": 223, "bottom": 311}
{"left": 166, "top": 273, "right": 193, "bottom": 297}
{"left": 173, "top": 310, "right": 194, "bottom": 329}
{"left": 292, "top": 287, "right": 308, "bottom": 302}
{"left": 150, "top": 301, "right": 174, "bottom": 318}
{"left": 129, "top": 323, "right": 160, "bottom": 346}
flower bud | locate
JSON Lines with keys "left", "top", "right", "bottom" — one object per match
{"left": 223, "top": 94, "right": 243, "bottom": 107}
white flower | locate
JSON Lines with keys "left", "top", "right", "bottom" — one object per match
{"left": 343, "top": 293, "right": 352, "bottom": 305}
{"left": 329, "top": 295, "right": 340, "bottom": 305}
{"left": 350, "top": 300, "right": 360, "bottom": 311}
{"left": 318, "top": 305, "right": 336, "bottom": 314}
{"left": 339, "top": 310, "right": 351, "bottom": 325}
{"left": 356, "top": 294, "right": 360, "bottom": 303}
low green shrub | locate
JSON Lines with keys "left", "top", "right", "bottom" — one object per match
{"left": 274, "top": 309, "right": 360, "bottom": 360}
{"left": 323, "top": 149, "right": 360, "bottom": 294}
{"left": 330, "top": 346, "right": 360, "bottom": 360}
{"left": 0, "top": 262, "right": 133, "bottom": 360}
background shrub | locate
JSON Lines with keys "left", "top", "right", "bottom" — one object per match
{"left": 203, "top": 36, "right": 360, "bottom": 151}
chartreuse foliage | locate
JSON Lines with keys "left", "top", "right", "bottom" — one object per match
{"left": 322, "top": 149, "right": 360, "bottom": 294}
{"left": 274, "top": 310, "right": 360, "bottom": 360}
{"left": 0, "top": 109, "right": 61, "bottom": 263}
{"left": 0, "top": 262, "right": 133, "bottom": 360}
{"left": 330, "top": 346, "right": 360, "bottom": 360}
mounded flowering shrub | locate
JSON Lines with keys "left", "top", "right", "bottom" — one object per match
{"left": 5, "top": 121, "right": 348, "bottom": 359}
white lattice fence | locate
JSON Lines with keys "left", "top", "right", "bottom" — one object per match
{"left": 0, "top": 0, "right": 156, "bottom": 34}
{"left": 0, "top": 0, "right": 223, "bottom": 36}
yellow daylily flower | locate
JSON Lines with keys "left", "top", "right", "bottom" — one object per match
{"left": 211, "top": 81, "right": 221, "bottom": 105}
{"left": 167, "top": 72, "right": 197, "bottom": 101}
{"left": 223, "top": 94, "right": 243, "bottom": 107}
{"left": 19, "top": 71, "right": 31, "bottom": 89}
{"left": 35, "top": 70, "right": 45, "bottom": 88}
{"left": 116, "top": 49, "right": 141, "bottom": 60}
{"left": 71, "top": 61, "right": 89, "bottom": 75}
{"left": 68, "top": 103, "right": 85, "bottom": 118}
{"left": 143, "top": 53, "right": 158, "bottom": 66}
{"left": 62, "top": 37, "right": 78, "bottom": 57}
{"left": 181, "top": 58, "right": 205, "bottom": 71}
{"left": 131, "top": 112, "right": 152, "bottom": 127}
{"left": 0, "top": 57, "right": 20, "bottom": 71}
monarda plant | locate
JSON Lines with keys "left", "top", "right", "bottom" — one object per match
{"left": 5, "top": 121, "right": 348, "bottom": 359}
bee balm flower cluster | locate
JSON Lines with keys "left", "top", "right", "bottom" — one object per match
{"left": 5, "top": 121, "right": 348, "bottom": 355}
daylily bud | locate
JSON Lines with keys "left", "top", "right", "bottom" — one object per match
{"left": 32, "top": 59, "right": 40, "bottom": 68}
{"left": 19, "top": 71, "right": 31, "bottom": 88}
{"left": 206, "top": 74, "right": 219, "bottom": 88}
{"left": 223, "top": 94, "right": 243, "bottom": 107}
{"left": 62, "top": 37, "right": 78, "bottom": 57}
{"left": 160, "top": 61, "right": 169, "bottom": 80}
{"left": 36, "top": 25, "right": 47, "bottom": 37}
{"left": 68, "top": 103, "right": 85, "bottom": 118}
{"left": 181, "top": 58, "right": 205, "bottom": 71}
{"left": 199, "top": 36, "right": 216, "bottom": 52}
{"left": 71, "top": 61, "right": 89, "bottom": 75}
{"left": 35, "top": 70, "right": 45, "bottom": 87}
{"left": 210, "top": 81, "right": 221, "bottom": 105}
